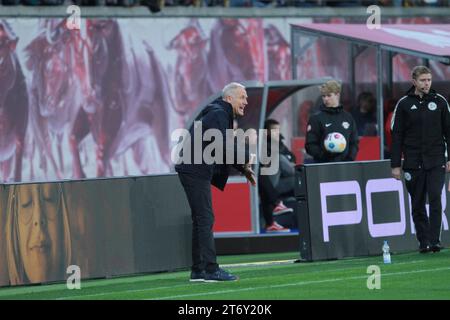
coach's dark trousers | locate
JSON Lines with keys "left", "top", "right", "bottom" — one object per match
{"left": 178, "top": 172, "right": 219, "bottom": 273}
{"left": 404, "top": 166, "right": 445, "bottom": 247}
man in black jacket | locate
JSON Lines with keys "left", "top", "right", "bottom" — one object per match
{"left": 391, "top": 65, "right": 450, "bottom": 253}
{"left": 305, "top": 80, "right": 359, "bottom": 163}
{"left": 175, "top": 82, "right": 256, "bottom": 282}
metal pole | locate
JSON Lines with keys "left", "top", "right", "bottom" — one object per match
{"left": 377, "top": 46, "right": 385, "bottom": 160}
{"left": 291, "top": 28, "right": 298, "bottom": 81}
{"left": 292, "top": 29, "right": 299, "bottom": 136}
{"left": 251, "top": 84, "right": 269, "bottom": 234}
{"left": 349, "top": 43, "right": 356, "bottom": 107}
{"left": 387, "top": 51, "right": 393, "bottom": 99}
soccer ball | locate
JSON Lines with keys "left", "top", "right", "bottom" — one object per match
{"left": 323, "top": 132, "right": 347, "bottom": 153}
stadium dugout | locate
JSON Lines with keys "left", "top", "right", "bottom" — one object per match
{"left": 289, "top": 23, "right": 450, "bottom": 260}
{"left": 212, "top": 24, "right": 450, "bottom": 256}
{"left": 291, "top": 23, "right": 450, "bottom": 159}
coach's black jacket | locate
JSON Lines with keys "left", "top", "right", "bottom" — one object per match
{"left": 175, "top": 98, "right": 248, "bottom": 191}
{"left": 390, "top": 87, "right": 450, "bottom": 170}
{"left": 305, "top": 104, "right": 359, "bottom": 163}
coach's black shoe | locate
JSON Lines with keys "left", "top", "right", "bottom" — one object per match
{"left": 419, "top": 244, "right": 430, "bottom": 253}
{"left": 189, "top": 270, "right": 205, "bottom": 282}
{"left": 430, "top": 244, "right": 443, "bottom": 253}
{"left": 204, "top": 268, "right": 238, "bottom": 282}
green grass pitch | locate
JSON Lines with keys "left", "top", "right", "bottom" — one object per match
{"left": 0, "top": 250, "right": 449, "bottom": 300}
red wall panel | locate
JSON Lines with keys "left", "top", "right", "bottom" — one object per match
{"left": 212, "top": 182, "right": 252, "bottom": 233}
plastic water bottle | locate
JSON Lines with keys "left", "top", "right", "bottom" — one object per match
{"left": 382, "top": 241, "right": 391, "bottom": 264}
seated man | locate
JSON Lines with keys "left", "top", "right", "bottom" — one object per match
{"left": 259, "top": 119, "right": 296, "bottom": 232}
{"left": 351, "top": 91, "right": 377, "bottom": 136}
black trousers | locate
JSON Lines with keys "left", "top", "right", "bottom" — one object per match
{"left": 258, "top": 174, "right": 280, "bottom": 226}
{"left": 404, "top": 166, "right": 445, "bottom": 247}
{"left": 178, "top": 172, "right": 219, "bottom": 273}
{"left": 258, "top": 173, "right": 295, "bottom": 226}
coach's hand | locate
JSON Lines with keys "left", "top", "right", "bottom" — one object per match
{"left": 391, "top": 167, "right": 402, "bottom": 180}
{"left": 446, "top": 161, "right": 450, "bottom": 173}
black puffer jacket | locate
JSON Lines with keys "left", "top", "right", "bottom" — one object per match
{"left": 390, "top": 87, "right": 450, "bottom": 170}
{"left": 305, "top": 104, "right": 359, "bottom": 163}
{"left": 175, "top": 98, "right": 247, "bottom": 190}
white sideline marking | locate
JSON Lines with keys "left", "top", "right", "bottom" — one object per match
{"left": 221, "top": 259, "right": 296, "bottom": 268}
{"left": 223, "top": 259, "right": 425, "bottom": 268}
{"left": 147, "top": 266, "right": 450, "bottom": 300}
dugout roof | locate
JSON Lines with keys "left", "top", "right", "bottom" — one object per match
{"left": 290, "top": 23, "right": 450, "bottom": 159}
{"left": 291, "top": 23, "right": 450, "bottom": 64}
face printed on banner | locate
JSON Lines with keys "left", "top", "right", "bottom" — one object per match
{"left": 0, "top": 192, "right": 7, "bottom": 285}
{"left": 16, "top": 184, "right": 63, "bottom": 283}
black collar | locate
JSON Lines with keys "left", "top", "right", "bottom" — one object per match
{"left": 406, "top": 86, "right": 437, "bottom": 100}
{"left": 320, "top": 104, "right": 343, "bottom": 114}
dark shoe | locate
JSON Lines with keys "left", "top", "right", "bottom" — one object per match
{"left": 189, "top": 270, "right": 205, "bottom": 282}
{"left": 430, "top": 244, "right": 443, "bottom": 253}
{"left": 204, "top": 268, "right": 238, "bottom": 282}
{"left": 419, "top": 244, "right": 430, "bottom": 253}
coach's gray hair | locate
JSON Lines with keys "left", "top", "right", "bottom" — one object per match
{"left": 222, "top": 82, "right": 245, "bottom": 99}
